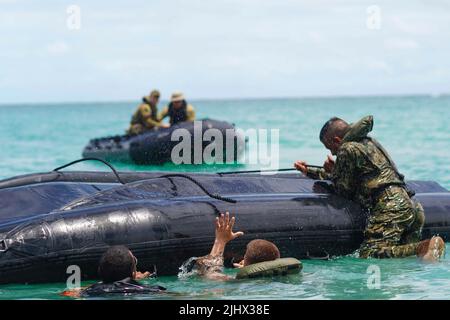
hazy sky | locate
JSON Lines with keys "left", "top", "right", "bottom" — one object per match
{"left": 1, "top": 0, "right": 450, "bottom": 103}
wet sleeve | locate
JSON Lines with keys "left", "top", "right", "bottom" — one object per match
{"left": 194, "top": 254, "right": 225, "bottom": 277}
{"left": 331, "top": 144, "right": 359, "bottom": 198}
{"left": 306, "top": 167, "right": 331, "bottom": 180}
{"left": 186, "top": 105, "right": 196, "bottom": 121}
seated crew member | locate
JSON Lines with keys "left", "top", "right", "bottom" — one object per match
{"left": 127, "top": 90, "right": 168, "bottom": 135}
{"left": 294, "top": 115, "right": 445, "bottom": 262}
{"left": 191, "top": 212, "right": 300, "bottom": 281}
{"left": 61, "top": 245, "right": 165, "bottom": 298}
{"left": 158, "top": 91, "right": 196, "bottom": 126}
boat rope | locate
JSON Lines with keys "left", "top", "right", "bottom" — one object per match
{"left": 158, "top": 174, "right": 237, "bottom": 204}
{"left": 217, "top": 165, "right": 323, "bottom": 176}
{"left": 52, "top": 158, "right": 126, "bottom": 185}
{"left": 53, "top": 159, "right": 236, "bottom": 203}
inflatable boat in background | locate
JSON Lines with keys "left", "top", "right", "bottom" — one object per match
{"left": 82, "top": 119, "right": 244, "bottom": 164}
{"left": 0, "top": 169, "right": 449, "bottom": 284}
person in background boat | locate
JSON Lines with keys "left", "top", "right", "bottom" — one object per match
{"left": 192, "top": 212, "right": 281, "bottom": 281}
{"left": 294, "top": 115, "right": 445, "bottom": 262}
{"left": 158, "top": 91, "right": 196, "bottom": 126}
{"left": 61, "top": 245, "right": 165, "bottom": 298}
{"left": 127, "top": 89, "right": 169, "bottom": 135}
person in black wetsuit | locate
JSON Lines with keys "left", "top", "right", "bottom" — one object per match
{"left": 61, "top": 245, "right": 166, "bottom": 298}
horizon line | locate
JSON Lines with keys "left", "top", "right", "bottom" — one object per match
{"left": 0, "top": 92, "right": 449, "bottom": 107}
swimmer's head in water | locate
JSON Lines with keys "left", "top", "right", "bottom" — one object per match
{"left": 243, "top": 239, "right": 280, "bottom": 266}
{"left": 98, "top": 245, "right": 137, "bottom": 283}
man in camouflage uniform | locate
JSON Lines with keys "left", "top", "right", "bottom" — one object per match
{"left": 127, "top": 90, "right": 168, "bottom": 135}
{"left": 294, "top": 116, "right": 445, "bottom": 261}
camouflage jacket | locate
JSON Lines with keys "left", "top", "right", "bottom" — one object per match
{"left": 307, "top": 116, "right": 406, "bottom": 208}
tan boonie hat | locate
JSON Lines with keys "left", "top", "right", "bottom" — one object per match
{"left": 170, "top": 91, "right": 185, "bottom": 102}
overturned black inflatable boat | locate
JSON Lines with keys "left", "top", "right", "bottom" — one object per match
{"left": 0, "top": 169, "right": 449, "bottom": 284}
{"left": 82, "top": 119, "right": 244, "bottom": 164}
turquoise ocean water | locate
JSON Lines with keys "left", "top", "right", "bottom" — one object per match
{"left": 0, "top": 95, "right": 449, "bottom": 299}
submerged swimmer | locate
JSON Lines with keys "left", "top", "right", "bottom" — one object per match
{"left": 294, "top": 115, "right": 445, "bottom": 261}
{"left": 190, "top": 212, "right": 301, "bottom": 281}
{"left": 62, "top": 245, "right": 165, "bottom": 298}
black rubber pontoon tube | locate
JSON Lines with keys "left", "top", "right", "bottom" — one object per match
{"left": 53, "top": 158, "right": 125, "bottom": 185}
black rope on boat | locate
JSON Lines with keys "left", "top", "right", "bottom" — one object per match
{"left": 52, "top": 158, "right": 125, "bottom": 185}
{"left": 52, "top": 159, "right": 234, "bottom": 202}
{"left": 158, "top": 174, "right": 237, "bottom": 204}
{"left": 217, "top": 165, "right": 323, "bottom": 176}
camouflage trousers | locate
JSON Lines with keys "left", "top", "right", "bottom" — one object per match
{"left": 359, "top": 186, "right": 425, "bottom": 259}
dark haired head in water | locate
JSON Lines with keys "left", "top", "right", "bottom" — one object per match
{"left": 61, "top": 246, "right": 163, "bottom": 298}
{"left": 243, "top": 239, "right": 280, "bottom": 266}
{"left": 98, "top": 245, "right": 138, "bottom": 283}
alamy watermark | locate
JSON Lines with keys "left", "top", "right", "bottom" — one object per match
{"left": 170, "top": 121, "right": 280, "bottom": 173}
{"left": 66, "top": 5, "right": 81, "bottom": 30}
{"left": 366, "top": 264, "right": 381, "bottom": 289}
{"left": 366, "top": 5, "right": 382, "bottom": 30}
{"left": 66, "top": 265, "right": 81, "bottom": 289}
